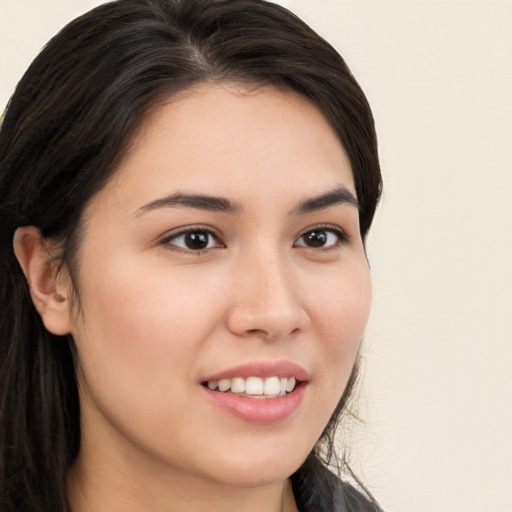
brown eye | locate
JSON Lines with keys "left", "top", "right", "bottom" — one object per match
{"left": 162, "top": 229, "right": 222, "bottom": 252}
{"left": 184, "top": 231, "right": 210, "bottom": 250}
{"left": 295, "top": 228, "right": 346, "bottom": 249}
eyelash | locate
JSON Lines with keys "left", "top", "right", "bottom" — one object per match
{"left": 294, "top": 224, "right": 348, "bottom": 251}
{"left": 159, "top": 226, "right": 223, "bottom": 255}
{"left": 159, "top": 224, "right": 348, "bottom": 254}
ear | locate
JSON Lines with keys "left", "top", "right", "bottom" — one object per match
{"left": 13, "top": 226, "right": 73, "bottom": 336}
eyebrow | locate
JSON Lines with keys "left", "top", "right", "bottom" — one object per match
{"left": 135, "top": 192, "right": 243, "bottom": 217}
{"left": 291, "top": 186, "right": 359, "bottom": 215}
{"left": 135, "top": 186, "right": 358, "bottom": 217}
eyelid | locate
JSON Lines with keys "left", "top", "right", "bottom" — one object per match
{"left": 159, "top": 225, "right": 225, "bottom": 253}
{"left": 294, "top": 224, "right": 349, "bottom": 249}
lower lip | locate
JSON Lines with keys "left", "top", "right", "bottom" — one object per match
{"left": 202, "top": 383, "right": 307, "bottom": 424}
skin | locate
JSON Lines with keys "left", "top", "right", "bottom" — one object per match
{"left": 15, "top": 84, "right": 372, "bottom": 512}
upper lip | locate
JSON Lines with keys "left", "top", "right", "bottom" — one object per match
{"left": 202, "top": 360, "right": 310, "bottom": 382}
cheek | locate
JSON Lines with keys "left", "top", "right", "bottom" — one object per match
{"left": 309, "top": 260, "right": 371, "bottom": 347}
{"left": 70, "top": 254, "right": 233, "bottom": 458}
{"left": 305, "top": 260, "right": 371, "bottom": 402}
{"left": 71, "top": 255, "right": 224, "bottom": 401}
{"left": 79, "top": 252, "right": 218, "bottom": 329}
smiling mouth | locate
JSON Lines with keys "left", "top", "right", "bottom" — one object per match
{"left": 202, "top": 376, "right": 298, "bottom": 398}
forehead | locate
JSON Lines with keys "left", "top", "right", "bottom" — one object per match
{"left": 90, "top": 84, "right": 355, "bottom": 216}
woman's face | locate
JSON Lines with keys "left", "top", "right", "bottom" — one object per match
{"left": 68, "top": 84, "right": 371, "bottom": 488}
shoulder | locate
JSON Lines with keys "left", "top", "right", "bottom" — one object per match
{"left": 290, "top": 455, "right": 383, "bottom": 512}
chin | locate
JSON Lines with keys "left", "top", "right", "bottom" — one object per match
{"left": 198, "top": 447, "right": 308, "bottom": 489}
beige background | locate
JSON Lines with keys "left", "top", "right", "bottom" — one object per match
{"left": 1, "top": 1, "right": 511, "bottom": 511}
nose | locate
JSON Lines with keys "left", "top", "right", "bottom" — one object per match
{"left": 226, "top": 251, "right": 311, "bottom": 341}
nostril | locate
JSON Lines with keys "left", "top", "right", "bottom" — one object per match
{"left": 226, "top": 297, "right": 310, "bottom": 340}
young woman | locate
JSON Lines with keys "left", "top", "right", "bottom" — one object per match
{"left": 0, "top": 0, "right": 382, "bottom": 510}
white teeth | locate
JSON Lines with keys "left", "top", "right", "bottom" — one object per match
{"left": 286, "top": 377, "right": 296, "bottom": 393}
{"left": 231, "top": 377, "right": 246, "bottom": 393}
{"left": 245, "top": 376, "right": 263, "bottom": 395}
{"left": 218, "top": 379, "right": 231, "bottom": 392}
{"left": 206, "top": 376, "right": 298, "bottom": 396}
{"left": 264, "top": 376, "right": 281, "bottom": 396}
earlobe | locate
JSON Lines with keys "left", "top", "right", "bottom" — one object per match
{"left": 13, "top": 226, "right": 73, "bottom": 336}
